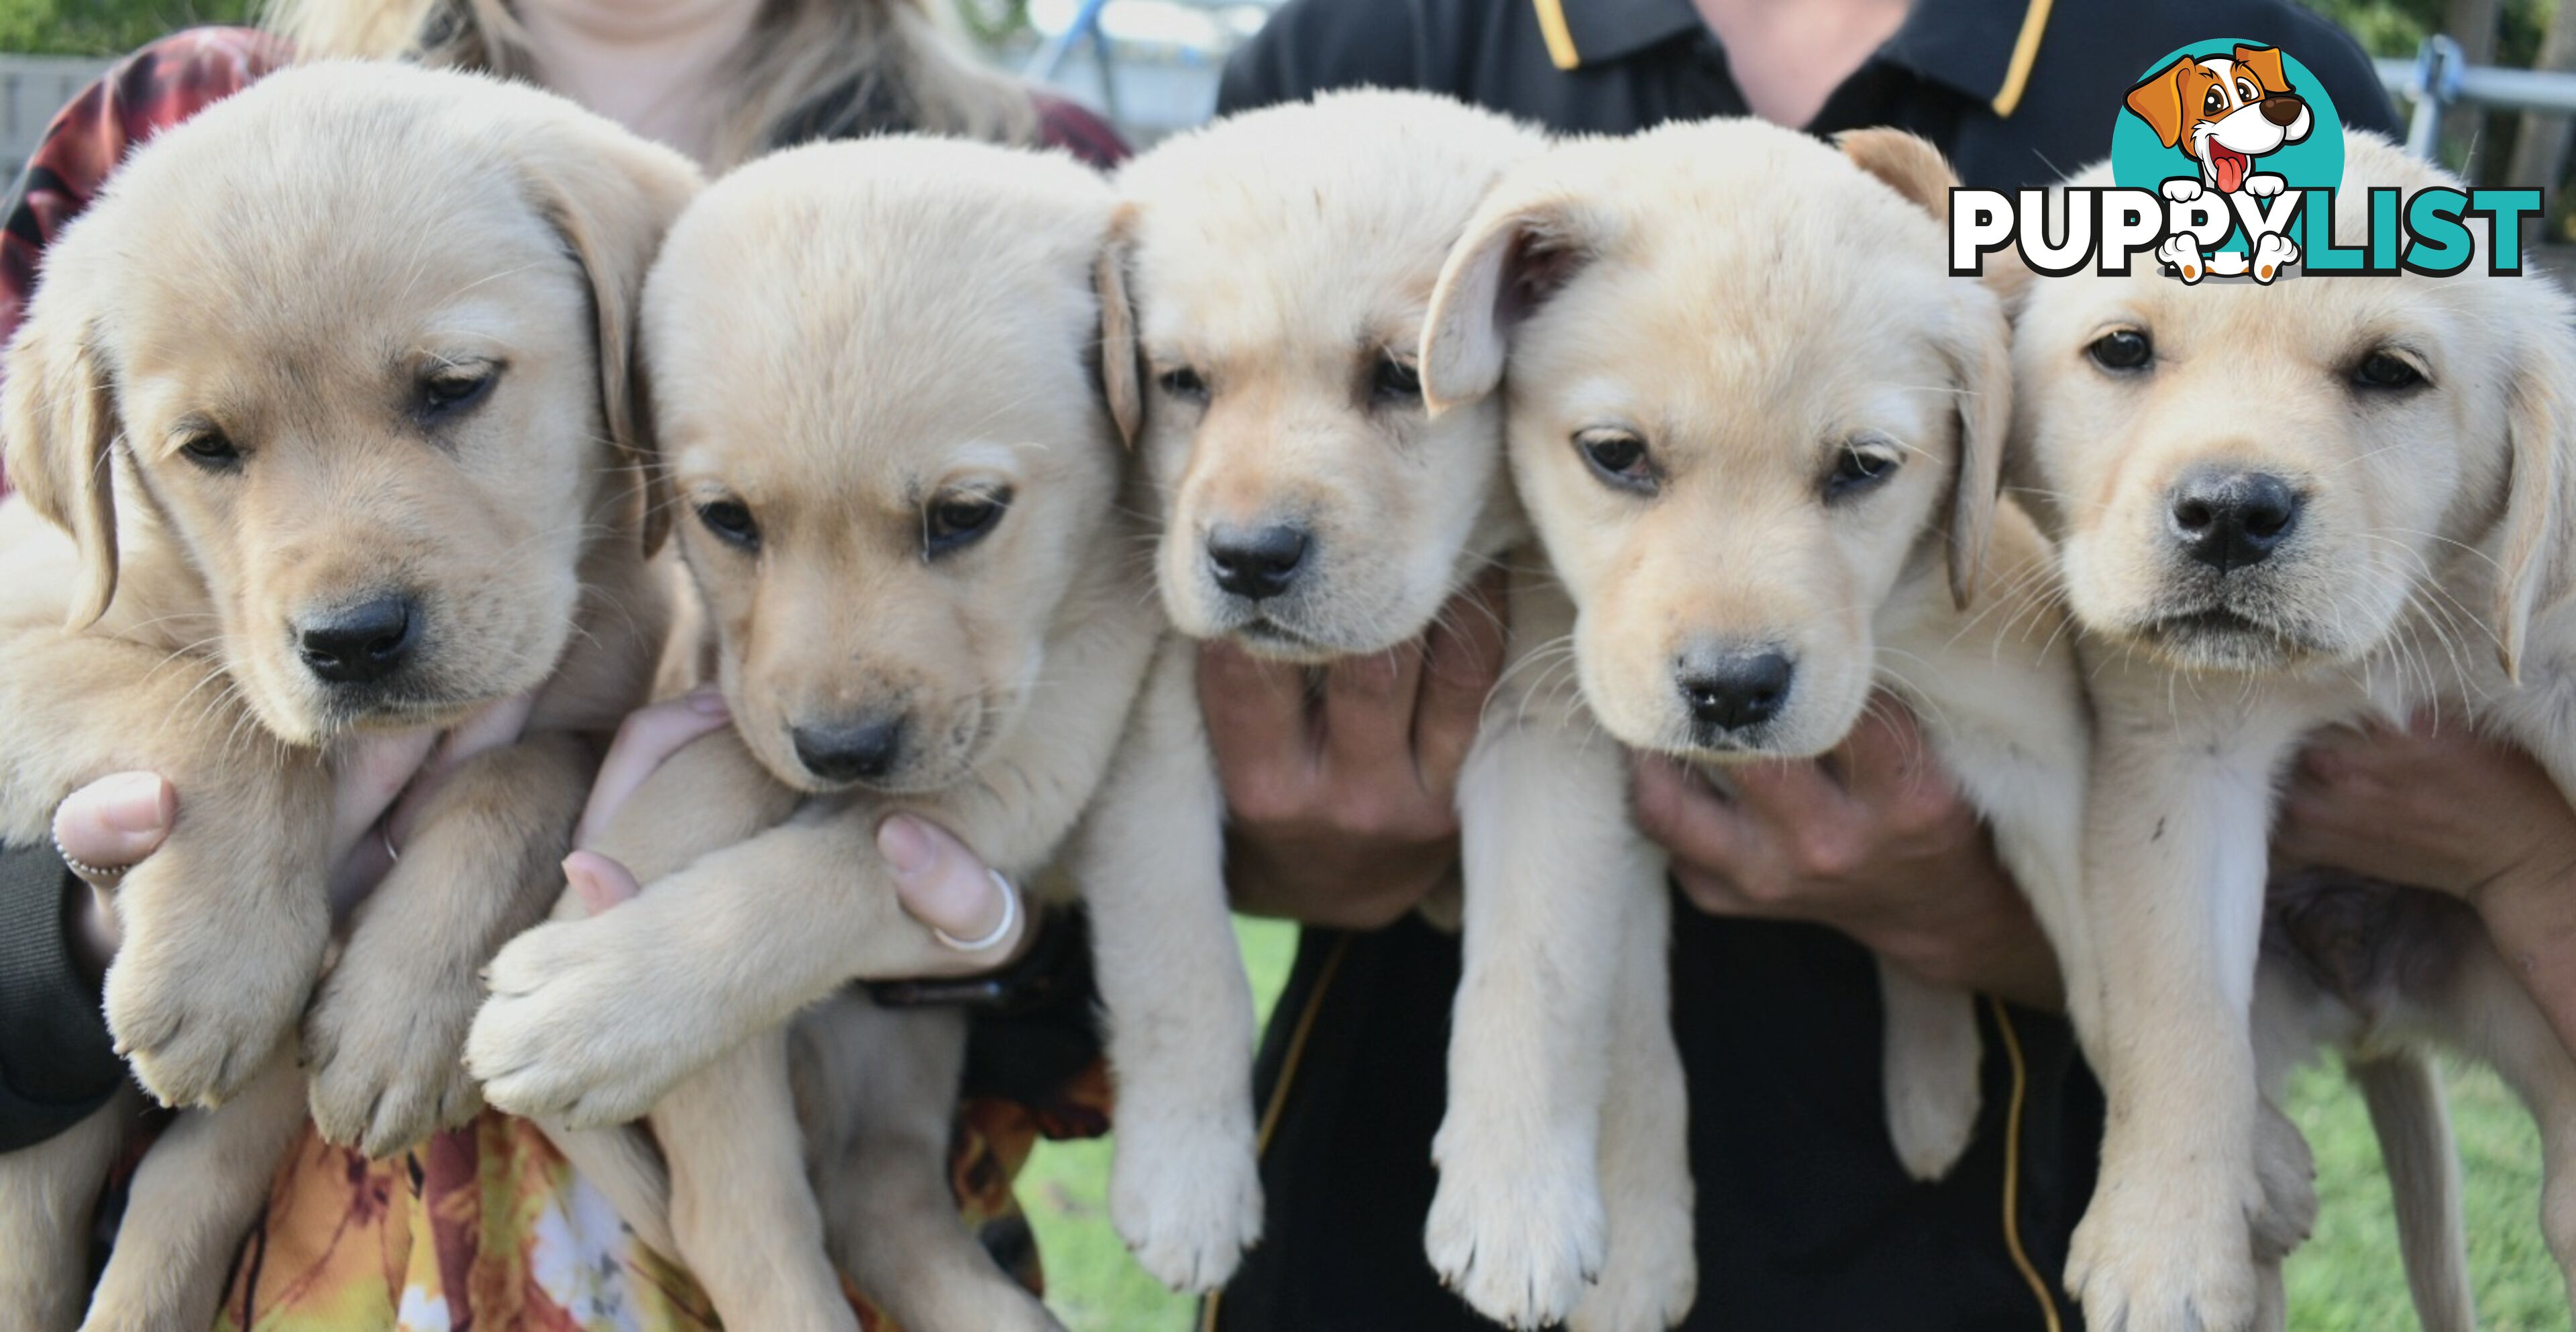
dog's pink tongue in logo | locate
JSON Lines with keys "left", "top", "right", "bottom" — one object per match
{"left": 2207, "top": 142, "right": 2249, "bottom": 193}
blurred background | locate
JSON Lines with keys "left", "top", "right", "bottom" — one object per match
{"left": 0, "top": 1, "right": 2569, "bottom": 1327}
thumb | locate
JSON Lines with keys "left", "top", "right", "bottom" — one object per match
{"left": 54, "top": 772, "right": 178, "bottom": 884}
{"left": 564, "top": 850, "right": 645, "bottom": 915}
{"left": 877, "top": 814, "right": 1026, "bottom": 962}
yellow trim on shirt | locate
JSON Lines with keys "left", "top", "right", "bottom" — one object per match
{"left": 1533, "top": 0, "right": 1582, "bottom": 71}
{"left": 1992, "top": 996, "right": 2065, "bottom": 1332}
{"left": 1990, "top": 0, "right": 2055, "bottom": 117}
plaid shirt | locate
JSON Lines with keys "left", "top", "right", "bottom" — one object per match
{"left": 0, "top": 25, "right": 1128, "bottom": 495}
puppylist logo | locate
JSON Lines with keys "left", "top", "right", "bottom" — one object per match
{"left": 1950, "top": 38, "right": 2544, "bottom": 283}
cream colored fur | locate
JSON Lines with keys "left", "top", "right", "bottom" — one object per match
{"left": 461, "top": 137, "right": 1244, "bottom": 1328}
{"left": 2017, "top": 132, "right": 2576, "bottom": 1332}
{"left": 0, "top": 64, "right": 693, "bottom": 1331}
{"left": 1416, "top": 120, "right": 2092, "bottom": 1330}
{"left": 1108, "top": 89, "right": 1546, "bottom": 1294}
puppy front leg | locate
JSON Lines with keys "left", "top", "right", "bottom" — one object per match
{"left": 0, "top": 1090, "right": 131, "bottom": 1332}
{"left": 1568, "top": 870, "right": 1695, "bottom": 1332}
{"left": 806, "top": 998, "right": 1062, "bottom": 1332}
{"left": 2062, "top": 684, "right": 2280, "bottom": 1332}
{"left": 305, "top": 731, "right": 594, "bottom": 1156}
{"left": 81, "top": 1054, "right": 305, "bottom": 1332}
{"left": 1428, "top": 703, "right": 1649, "bottom": 1329}
{"left": 653, "top": 1029, "right": 855, "bottom": 1332}
{"left": 0, "top": 630, "right": 333, "bottom": 1108}
{"left": 470, "top": 807, "right": 963, "bottom": 1127}
{"left": 1077, "top": 637, "right": 1261, "bottom": 1292}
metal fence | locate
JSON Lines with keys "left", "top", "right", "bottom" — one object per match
{"left": 2377, "top": 36, "right": 2576, "bottom": 160}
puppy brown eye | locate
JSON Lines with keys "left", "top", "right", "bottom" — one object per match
{"left": 1371, "top": 355, "right": 1422, "bottom": 406}
{"left": 415, "top": 366, "right": 498, "bottom": 422}
{"left": 1825, "top": 442, "right": 1900, "bottom": 501}
{"left": 2088, "top": 328, "right": 2153, "bottom": 372}
{"left": 1158, "top": 367, "right": 1208, "bottom": 403}
{"left": 2351, "top": 350, "right": 2426, "bottom": 392}
{"left": 697, "top": 499, "right": 759, "bottom": 551}
{"left": 1576, "top": 429, "right": 1656, "bottom": 494}
{"left": 178, "top": 431, "right": 240, "bottom": 470}
{"left": 2204, "top": 87, "right": 2226, "bottom": 115}
{"left": 925, "top": 489, "right": 1010, "bottom": 558}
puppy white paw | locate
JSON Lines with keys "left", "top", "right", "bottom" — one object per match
{"left": 466, "top": 915, "right": 708, "bottom": 1126}
{"left": 1110, "top": 1115, "right": 1263, "bottom": 1292}
{"left": 1426, "top": 1119, "right": 1605, "bottom": 1329}
{"left": 1567, "top": 1195, "right": 1696, "bottom": 1332}
{"left": 105, "top": 944, "right": 303, "bottom": 1110}
{"left": 2066, "top": 1171, "right": 2261, "bottom": 1332}
{"left": 303, "top": 964, "right": 483, "bottom": 1157}
{"left": 2245, "top": 172, "right": 2286, "bottom": 199}
{"left": 2161, "top": 178, "right": 2204, "bottom": 203}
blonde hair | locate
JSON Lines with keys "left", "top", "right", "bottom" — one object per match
{"left": 264, "top": 0, "right": 1038, "bottom": 168}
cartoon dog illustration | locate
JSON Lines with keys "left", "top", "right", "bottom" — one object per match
{"left": 2126, "top": 44, "right": 2314, "bottom": 283}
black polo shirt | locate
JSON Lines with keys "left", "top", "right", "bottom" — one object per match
{"left": 1220, "top": 0, "right": 2401, "bottom": 187}
{"left": 1210, "top": 4, "right": 2400, "bottom": 1331}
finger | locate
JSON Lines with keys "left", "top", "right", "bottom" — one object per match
{"left": 1200, "top": 639, "right": 1318, "bottom": 771}
{"left": 879, "top": 814, "right": 1028, "bottom": 973}
{"left": 327, "top": 729, "right": 439, "bottom": 870}
{"left": 1630, "top": 753, "right": 1754, "bottom": 872}
{"left": 564, "top": 850, "right": 645, "bottom": 915}
{"left": 52, "top": 772, "right": 178, "bottom": 884}
{"left": 576, "top": 688, "right": 733, "bottom": 850}
{"left": 1724, "top": 754, "right": 1854, "bottom": 834}
{"left": 1415, "top": 567, "right": 1511, "bottom": 794}
{"left": 1322, "top": 638, "right": 1426, "bottom": 777}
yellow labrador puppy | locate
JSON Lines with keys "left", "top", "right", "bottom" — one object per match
{"left": 0, "top": 64, "right": 692, "bottom": 1331}
{"left": 1106, "top": 88, "right": 1544, "bottom": 1292}
{"left": 515, "top": 136, "right": 1135, "bottom": 1332}
{"left": 463, "top": 136, "right": 1256, "bottom": 1318}
{"left": 2016, "top": 132, "right": 2576, "bottom": 1331}
{"left": 1416, "top": 122, "right": 2090, "bottom": 1330}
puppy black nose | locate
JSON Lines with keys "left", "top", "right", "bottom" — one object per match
{"left": 792, "top": 716, "right": 905, "bottom": 784}
{"left": 2261, "top": 94, "right": 2306, "bottom": 126}
{"left": 1207, "top": 524, "right": 1310, "bottom": 601}
{"left": 296, "top": 595, "right": 419, "bottom": 685}
{"left": 2169, "top": 468, "right": 2301, "bottom": 573}
{"left": 1676, "top": 649, "right": 1794, "bottom": 734}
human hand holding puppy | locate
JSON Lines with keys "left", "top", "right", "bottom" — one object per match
{"left": 552, "top": 688, "right": 1030, "bottom": 968}
{"left": 56, "top": 689, "right": 1024, "bottom": 980}
{"left": 1633, "top": 697, "right": 2065, "bottom": 1011}
{"left": 2276, "top": 713, "right": 2576, "bottom": 1053}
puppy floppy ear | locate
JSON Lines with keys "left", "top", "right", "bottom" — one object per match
{"left": 1939, "top": 299, "right": 2012, "bottom": 611}
{"left": 1421, "top": 193, "right": 1594, "bottom": 415}
{"left": 2, "top": 277, "right": 122, "bottom": 627}
{"left": 2124, "top": 56, "right": 2195, "bottom": 148}
{"left": 2233, "top": 45, "right": 2290, "bottom": 95}
{"left": 1094, "top": 205, "right": 1143, "bottom": 448}
{"left": 1837, "top": 129, "right": 1958, "bottom": 222}
{"left": 514, "top": 115, "right": 702, "bottom": 558}
{"left": 2495, "top": 323, "right": 2576, "bottom": 682}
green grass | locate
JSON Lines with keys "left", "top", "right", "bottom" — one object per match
{"left": 1026, "top": 919, "right": 2569, "bottom": 1331}
{"left": 2288, "top": 1054, "right": 2567, "bottom": 1330}
{"left": 1021, "top": 917, "right": 1296, "bottom": 1332}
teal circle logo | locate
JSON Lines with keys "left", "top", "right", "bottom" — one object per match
{"left": 2111, "top": 39, "right": 2345, "bottom": 260}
